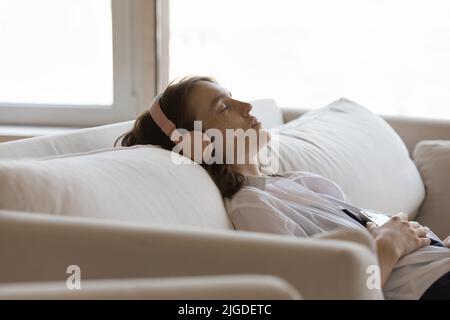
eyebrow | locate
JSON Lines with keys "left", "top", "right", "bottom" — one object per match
{"left": 209, "top": 93, "right": 228, "bottom": 110}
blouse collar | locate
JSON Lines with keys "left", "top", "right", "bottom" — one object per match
{"left": 242, "top": 175, "right": 271, "bottom": 190}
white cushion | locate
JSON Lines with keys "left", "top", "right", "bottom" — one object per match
{"left": 262, "top": 97, "right": 425, "bottom": 217}
{"left": 0, "top": 145, "right": 232, "bottom": 230}
{"left": 413, "top": 140, "right": 450, "bottom": 239}
{"left": 0, "top": 121, "right": 134, "bottom": 160}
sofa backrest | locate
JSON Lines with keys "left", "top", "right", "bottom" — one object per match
{"left": 3, "top": 96, "right": 449, "bottom": 227}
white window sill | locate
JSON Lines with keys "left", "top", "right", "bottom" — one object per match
{"left": 0, "top": 124, "right": 84, "bottom": 142}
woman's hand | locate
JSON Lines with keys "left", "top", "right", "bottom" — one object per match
{"left": 366, "top": 212, "right": 431, "bottom": 287}
{"left": 367, "top": 212, "right": 431, "bottom": 259}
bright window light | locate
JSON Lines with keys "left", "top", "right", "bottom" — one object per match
{"left": 0, "top": 0, "right": 113, "bottom": 106}
{"left": 169, "top": 0, "right": 450, "bottom": 119}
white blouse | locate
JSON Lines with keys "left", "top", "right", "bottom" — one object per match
{"left": 224, "top": 171, "right": 450, "bottom": 300}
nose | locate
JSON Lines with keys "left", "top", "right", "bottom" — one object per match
{"left": 239, "top": 101, "right": 252, "bottom": 116}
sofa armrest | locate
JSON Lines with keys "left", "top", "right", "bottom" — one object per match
{"left": 0, "top": 210, "right": 382, "bottom": 299}
{"left": 0, "top": 275, "right": 302, "bottom": 300}
{"left": 313, "top": 229, "right": 376, "bottom": 253}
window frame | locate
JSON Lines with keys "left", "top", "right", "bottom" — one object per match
{"left": 155, "top": 0, "right": 170, "bottom": 92}
{"left": 0, "top": 0, "right": 157, "bottom": 127}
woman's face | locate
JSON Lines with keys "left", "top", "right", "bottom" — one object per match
{"left": 187, "top": 81, "right": 270, "bottom": 162}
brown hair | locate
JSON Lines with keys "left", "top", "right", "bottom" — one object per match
{"left": 114, "top": 75, "right": 244, "bottom": 198}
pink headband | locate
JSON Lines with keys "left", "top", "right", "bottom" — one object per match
{"left": 149, "top": 94, "right": 176, "bottom": 137}
{"left": 148, "top": 93, "right": 215, "bottom": 163}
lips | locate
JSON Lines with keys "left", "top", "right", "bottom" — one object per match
{"left": 250, "top": 116, "right": 260, "bottom": 127}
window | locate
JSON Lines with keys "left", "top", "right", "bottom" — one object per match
{"left": 0, "top": 0, "right": 157, "bottom": 127}
{"left": 168, "top": 0, "right": 450, "bottom": 120}
{"left": 0, "top": 0, "right": 113, "bottom": 106}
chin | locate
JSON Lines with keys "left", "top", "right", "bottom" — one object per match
{"left": 257, "top": 127, "right": 271, "bottom": 149}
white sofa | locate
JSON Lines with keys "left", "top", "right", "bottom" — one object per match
{"left": 0, "top": 99, "right": 449, "bottom": 300}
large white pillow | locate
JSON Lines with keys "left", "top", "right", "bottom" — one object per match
{"left": 262, "top": 98, "right": 425, "bottom": 217}
{"left": 0, "top": 145, "right": 233, "bottom": 230}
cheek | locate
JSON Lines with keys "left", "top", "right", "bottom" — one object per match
{"left": 202, "top": 114, "right": 251, "bottom": 151}
{"left": 203, "top": 118, "right": 226, "bottom": 134}
{"left": 205, "top": 114, "right": 239, "bottom": 132}
{"left": 224, "top": 113, "right": 247, "bottom": 130}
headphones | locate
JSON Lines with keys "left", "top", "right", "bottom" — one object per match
{"left": 149, "top": 94, "right": 215, "bottom": 163}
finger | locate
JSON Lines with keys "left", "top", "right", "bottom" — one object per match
{"left": 395, "top": 212, "right": 409, "bottom": 221}
{"left": 419, "top": 237, "right": 432, "bottom": 247}
{"left": 409, "top": 221, "right": 422, "bottom": 229}
{"left": 415, "top": 226, "right": 429, "bottom": 238}
{"left": 410, "top": 222, "right": 429, "bottom": 233}
{"left": 366, "top": 222, "right": 376, "bottom": 231}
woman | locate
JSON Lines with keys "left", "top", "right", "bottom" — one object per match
{"left": 117, "top": 75, "right": 450, "bottom": 299}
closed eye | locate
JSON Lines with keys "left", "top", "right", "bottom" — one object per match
{"left": 220, "top": 103, "right": 229, "bottom": 112}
